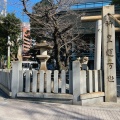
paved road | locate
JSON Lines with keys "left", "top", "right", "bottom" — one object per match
{"left": 0, "top": 89, "right": 120, "bottom": 120}
{"left": 0, "top": 73, "right": 120, "bottom": 120}
{"left": 0, "top": 83, "right": 120, "bottom": 120}
{"left": 0, "top": 98, "right": 120, "bottom": 120}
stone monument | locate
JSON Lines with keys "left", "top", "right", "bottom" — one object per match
{"left": 34, "top": 41, "right": 53, "bottom": 91}
{"left": 102, "top": 5, "right": 117, "bottom": 102}
{"left": 34, "top": 41, "right": 53, "bottom": 72}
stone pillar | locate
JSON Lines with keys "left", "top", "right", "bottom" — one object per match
{"left": 72, "top": 61, "right": 81, "bottom": 105}
{"left": 102, "top": 5, "right": 117, "bottom": 102}
{"left": 40, "top": 59, "right": 49, "bottom": 71}
{"left": 11, "top": 61, "right": 22, "bottom": 98}
{"left": 94, "top": 20, "right": 102, "bottom": 70}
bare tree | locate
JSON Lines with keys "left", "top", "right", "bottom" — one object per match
{"left": 21, "top": 0, "right": 88, "bottom": 70}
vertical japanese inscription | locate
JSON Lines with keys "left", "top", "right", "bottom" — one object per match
{"left": 107, "top": 34, "right": 112, "bottom": 42}
{"left": 106, "top": 15, "right": 114, "bottom": 82}
{"left": 106, "top": 49, "right": 113, "bottom": 57}
{"left": 103, "top": 5, "right": 117, "bottom": 102}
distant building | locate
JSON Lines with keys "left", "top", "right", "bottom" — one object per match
{"left": 22, "top": 22, "right": 32, "bottom": 60}
{"left": 67, "top": 0, "right": 120, "bottom": 71}
{"left": 59, "top": 0, "right": 111, "bottom": 11}
{"left": 0, "top": 0, "right": 7, "bottom": 16}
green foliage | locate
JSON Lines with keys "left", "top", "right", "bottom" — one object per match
{"left": 111, "top": 0, "right": 120, "bottom": 5}
{"left": 0, "top": 13, "right": 21, "bottom": 58}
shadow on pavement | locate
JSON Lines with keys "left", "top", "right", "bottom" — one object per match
{"left": 0, "top": 89, "right": 10, "bottom": 99}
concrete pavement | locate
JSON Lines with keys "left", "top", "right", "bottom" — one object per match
{"left": 0, "top": 96, "right": 120, "bottom": 120}
{"left": 1, "top": 71, "right": 120, "bottom": 120}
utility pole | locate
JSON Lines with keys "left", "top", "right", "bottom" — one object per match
{"left": 4, "top": 0, "right": 7, "bottom": 17}
{"left": 7, "top": 36, "right": 11, "bottom": 69}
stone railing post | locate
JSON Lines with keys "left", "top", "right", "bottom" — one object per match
{"left": 102, "top": 6, "right": 117, "bottom": 102}
{"left": 72, "top": 61, "right": 81, "bottom": 105}
{"left": 11, "top": 61, "right": 22, "bottom": 98}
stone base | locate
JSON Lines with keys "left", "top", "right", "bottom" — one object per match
{"left": 80, "top": 92, "right": 105, "bottom": 105}
{"left": 13, "top": 91, "right": 105, "bottom": 106}
{"left": 81, "top": 96, "right": 104, "bottom": 105}
{"left": 16, "top": 92, "right": 73, "bottom": 104}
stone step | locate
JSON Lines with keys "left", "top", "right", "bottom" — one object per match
{"left": 17, "top": 92, "right": 73, "bottom": 104}
{"left": 17, "top": 92, "right": 73, "bottom": 99}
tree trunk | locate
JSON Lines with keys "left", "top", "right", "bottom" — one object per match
{"left": 54, "top": 40, "right": 62, "bottom": 70}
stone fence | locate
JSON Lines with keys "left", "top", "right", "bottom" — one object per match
{"left": 0, "top": 61, "right": 105, "bottom": 105}
{"left": 0, "top": 69, "right": 12, "bottom": 96}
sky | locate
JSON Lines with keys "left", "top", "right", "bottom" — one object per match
{"left": 7, "top": 0, "right": 41, "bottom": 22}
{"left": 7, "top": 0, "right": 111, "bottom": 22}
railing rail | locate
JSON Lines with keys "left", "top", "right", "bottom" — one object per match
{"left": 19, "top": 70, "right": 72, "bottom": 94}
{"left": 0, "top": 62, "right": 104, "bottom": 105}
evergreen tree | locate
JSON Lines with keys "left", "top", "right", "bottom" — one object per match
{"left": 0, "top": 13, "right": 21, "bottom": 61}
{"left": 112, "top": 0, "right": 120, "bottom": 6}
